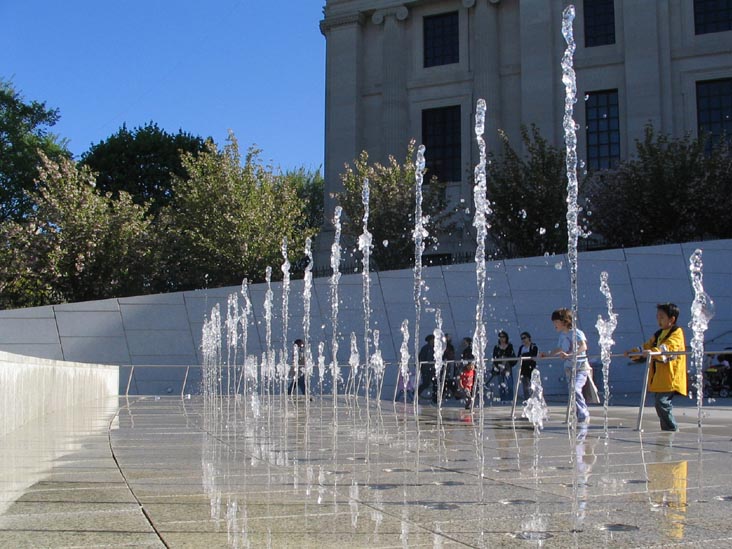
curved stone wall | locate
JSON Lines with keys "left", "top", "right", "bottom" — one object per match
{"left": 0, "top": 240, "right": 730, "bottom": 397}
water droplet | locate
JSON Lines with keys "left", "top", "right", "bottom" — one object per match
{"left": 554, "top": 261, "right": 564, "bottom": 270}
{"left": 519, "top": 209, "right": 527, "bottom": 219}
{"left": 538, "top": 227, "right": 546, "bottom": 235}
{"left": 382, "top": 240, "right": 389, "bottom": 247}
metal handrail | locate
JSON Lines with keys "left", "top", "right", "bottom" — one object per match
{"left": 124, "top": 349, "right": 727, "bottom": 421}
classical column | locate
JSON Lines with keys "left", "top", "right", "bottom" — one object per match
{"left": 519, "top": 1, "right": 558, "bottom": 143}
{"left": 471, "top": 0, "right": 502, "bottom": 159}
{"left": 373, "top": 6, "right": 409, "bottom": 162}
{"left": 316, "top": 12, "right": 364, "bottom": 266}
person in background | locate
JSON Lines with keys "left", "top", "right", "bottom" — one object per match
{"left": 455, "top": 357, "right": 476, "bottom": 410}
{"left": 288, "top": 339, "right": 306, "bottom": 395}
{"left": 440, "top": 334, "right": 457, "bottom": 399}
{"left": 517, "top": 331, "right": 539, "bottom": 401}
{"left": 625, "top": 303, "right": 687, "bottom": 432}
{"left": 489, "top": 330, "right": 517, "bottom": 402}
{"left": 443, "top": 333, "right": 456, "bottom": 362}
{"left": 417, "top": 334, "right": 436, "bottom": 399}
{"left": 460, "top": 337, "right": 473, "bottom": 361}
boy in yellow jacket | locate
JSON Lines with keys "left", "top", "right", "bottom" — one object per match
{"left": 627, "top": 303, "right": 687, "bottom": 431}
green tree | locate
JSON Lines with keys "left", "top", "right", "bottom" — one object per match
{"left": 289, "top": 166, "right": 324, "bottom": 234}
{"left": 0, "top": 79, "right": 70, "bottom": 222}
{"left": 337, "top": 140, "right": 449, "bottom": 271}
{"left": 487, "top": 126, "right": 570, "bottom": 258}
{"left": 0, "top": 154, "right": 154, "bottom": 309}
{"left": 158, "top": 133, "right": 318, "bottom": 291}
{"left": 79, "top": 122, "right": 207, "bottom": 215}
{"left": 585, "top": 126, "right": 732, "bottom": 248}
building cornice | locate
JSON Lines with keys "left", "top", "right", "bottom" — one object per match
{"left": 320, "top": 12, "right": 366, "bottom": 35}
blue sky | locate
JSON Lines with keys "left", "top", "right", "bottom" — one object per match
{"left": 0, "top": 0, "right": 326, "bottom": 172}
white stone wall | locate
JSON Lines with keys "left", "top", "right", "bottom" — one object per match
{"left": 0, "top": 350, "right": 118, "bottom": 438}
{"left": 1, "top": 240, "right": 731, "bottom": 399}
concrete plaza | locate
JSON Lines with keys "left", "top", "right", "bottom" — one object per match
{"left": 2, "top": 395, "right": 732, "bottom": 548}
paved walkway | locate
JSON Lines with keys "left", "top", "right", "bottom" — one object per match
{"left": 2, "top": 396, "right": 732, "bottom": 548}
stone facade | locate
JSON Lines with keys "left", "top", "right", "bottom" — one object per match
{"left": 316, "top": 0, "right": 732, "bottom": 265}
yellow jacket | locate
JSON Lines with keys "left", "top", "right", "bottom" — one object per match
{"left": 643, "top": 326, "right": 687, "bottom": 395}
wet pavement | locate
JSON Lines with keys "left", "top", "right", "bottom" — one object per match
{"left": 2, "top": 395, "right": 732, "bottom": 548}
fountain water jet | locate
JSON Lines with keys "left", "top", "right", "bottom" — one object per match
{"left": 359, "top": 178, "right": 373, "bottom": 401}
{"left": 330, "top": 206, "right": 343, "bottom": 412}
{"left": 412, "top": 146, "right": 427, "bottom": 412}
{"left": 689, "top": 249, "right": 715, "bottom": 427}
{"left": 561, "top": 4, "right": 581, "bottom": 429}
{"left": 595, "top": 271, "right": 618, "bottom": 438}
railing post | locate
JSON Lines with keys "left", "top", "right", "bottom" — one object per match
{"left": 125, "top": 365, "right": 135, "bottom": 397}
{"left": 181, "top": 366, "right": 190, "bottom": 398}
{"left": 635, "top": 354, "right": 653, "bottom": 431}
{"left": 511, "top": 357, "right": 523, "bottom": 419}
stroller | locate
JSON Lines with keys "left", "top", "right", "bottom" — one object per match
{"left": 704, "top": 349, "right": 732, "bottom": 398}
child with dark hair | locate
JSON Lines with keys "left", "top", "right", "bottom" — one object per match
{"left": 626, "top": 303, "right": 687, "bottom": 431}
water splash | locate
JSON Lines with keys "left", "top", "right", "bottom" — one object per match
{"left": 398, "top": 320, "right": 411, "bottom": 403}
{"left": 595, "top": 271, "right": 618, "bottom": 437}
{"left": 237, "top": 280, "right": 252, "bottom": 395}
{"left": 413, "top": 145, "right": 427, "bottom": 412}
{"left": 302, "top": 238, "right": 314, "bottom": 396}
{"left": 359, "top": 178, "right": 373, "bottom": 399}
{"left": 202, "top": 304, "right": 222, "bottom": 420}
{"left": 561, "top": 4, "right": 581, "bottom": 427}
{"left": 522, "top": 369, "right": 549, "bottom": 430}
{"left": 689, "top": 249, "right": 715, "bottom": 427}
{"left": 370, "top": 329, "right": 386, "bottom": 399}
{"left": 348, "top": 332, "right": 360, "bottom": 398}
{"left": 264, "top": 266, "right": 274, "bottom": 391}
{"left": 225, "top": 292, "right": 239, "bottom": 398}
{"left": 472, "top": 98, "right": 491, "bottom": 406}
{"left": 432, "top": 310, "right": 445, "bottom": 406}
{"left": 330, "top": 206, "right": 343, "bottom": 409}
{"left": 317, "top": 341, "right": 326, "bottom": 396}
{"left": 281, "top": 238, "right": 291, "bottom": 371}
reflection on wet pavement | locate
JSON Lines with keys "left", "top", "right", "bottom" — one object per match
{"left": 3, "top": 396, "right": 732, "bottom": 547}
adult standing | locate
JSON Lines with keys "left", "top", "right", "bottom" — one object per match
{"left": 288, "top": 339, "right": 306, "bottom": 395}
{"left": 460, "top": 337, "right": 473, "bottom": 361}
{"left": 517, "top": 332, "right": 539, "bottom": 401}
{"left": 417, "top": 335, "right": 435, "bottom": 399}
{"left": 489, "top": 330, "right": 516, "bottom": 402}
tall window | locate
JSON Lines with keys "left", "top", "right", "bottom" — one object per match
{"left": 583, "top": 0, "right": 616, "bottom": 47}
{"left": 422, "top": 106, "right": 461, "bottom": 182}
{"left": 697, "top": 78, "right": 732, "bottom": 150}
{"left": 585, "top": 90, "right": 620, "bottom": 170}
{"left": 694, "top": 0, "right": 732, "bottom": 34}
{"left": 423, "top": 12, "right": 459, "bottom": 68}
